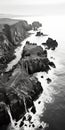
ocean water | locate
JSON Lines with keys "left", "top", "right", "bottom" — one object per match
{"left": 6, "top": 15, "right": 65, "bottom": 130}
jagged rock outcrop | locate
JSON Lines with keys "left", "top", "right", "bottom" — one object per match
{"left": 36, "top": 31, "right": 48, "bottom": 36}
{"left": 42, "top": 37, "right": 58, "bottom": 50}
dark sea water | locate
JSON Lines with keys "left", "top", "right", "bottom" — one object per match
{"left": 6, "top": 15, "right": 65, "bottom": 130}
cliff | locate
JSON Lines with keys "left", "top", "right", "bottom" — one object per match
{"left": 0, "top": 18, "right": 42, "bottom": 74}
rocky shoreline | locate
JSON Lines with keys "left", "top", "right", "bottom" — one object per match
{"left": 0, "top": 18, "right": 58, "bottom": 130}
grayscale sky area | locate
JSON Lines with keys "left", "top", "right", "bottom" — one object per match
{"left": 0, "top": 0, "right": 65, "bottom": 16}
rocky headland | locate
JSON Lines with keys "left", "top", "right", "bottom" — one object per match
{"left": 0, "top": 18, "right": 58, "bottom": 130}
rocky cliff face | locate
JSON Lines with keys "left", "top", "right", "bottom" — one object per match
{"left": 0, "top": 19, "right": 42, "bottom": 74}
